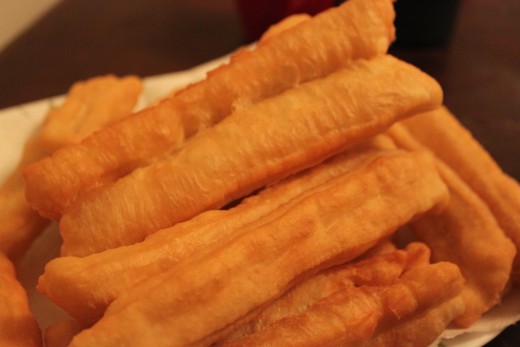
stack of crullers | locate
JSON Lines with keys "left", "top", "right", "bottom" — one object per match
{"left": 1, "top": 0, "right": 520, "bottom": 346}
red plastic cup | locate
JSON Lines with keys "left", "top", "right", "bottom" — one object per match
{"left": 235, "top": 0, "right": 335, "bottom": 42}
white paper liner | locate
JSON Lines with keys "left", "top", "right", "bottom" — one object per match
{"left": 1, "top": 55, "right": 519, "bottom": 346}
{"left": 439, "top": 289, "right": 520, "bottom": 346}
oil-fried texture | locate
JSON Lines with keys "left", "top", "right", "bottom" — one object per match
{"left": 0, "top": 160, "right": 48, "bottom": 262}
{"left": 220, "top": 243, "right": 429, "bottom": 343}
{"left": 59, "top": 55, "right": 443, "bottom": 257}
{"left": 24, "top": 98, "right": 184, "bottom": 220}
{"left": 38, "top": 75, "right": 142, "bottom": 151}
{"left": 176, "top": 0, "right": 395, "bottom": 136}
{"left": 413, "top": 164, "right": 515, "bottom": 327}
{"left": 0, "top": 75, "right": 141, "bottom": 260}
{"left": 221, "top": 287, "right": 382, "bottom": 347}
{"left": 67, "top": 151, "right": 448, "bottom": 347}
{"left": 357, "top": 296, "right": 465, "bottom": 347}
{"left": 356, "top": 238, "right": 398, "bottom": 259}
{"left": 218, "top": 262, "right": 464, "bottom": 347}
{"left": 259, "top": 14, "right": 311, "bottom": 42}
{"left": 44, "top": 320, "right": 85, "bottom": 347}
{"left": 37, "top": 153, "right": 402, "bottom": 322}
{"left": 0, "top": 252, "right": 42, "bottom": 347}
{"left": 39, "top": 144, "right": 396, "bottom": 323}
{"left": 402, "top": 107, "right": 520, "bottom": 280}
{"left": 23, "top": 0, "right": 396, "bottom": 220}
{"left": 388, "top": 123, "right": 515, "bottom": 327}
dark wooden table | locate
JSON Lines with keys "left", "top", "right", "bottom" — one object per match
{"left": 0, "top": 0, "right": 518, "bottom": 345}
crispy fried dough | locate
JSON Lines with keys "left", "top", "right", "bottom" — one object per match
{"left": 0, "top": 76, "right": 141, "bottom": 260}
{"left": 357, "top": 296, "right": 465, "bottom": 347}
{"left": 388, "top": 123, "right": 515, "bottom": 327}
{"left": 38, "top": 75, "right": 142, "bottom": 151}
{"left": 24, "top": 0, "right": 396, "bottom": 220}
{"left": 222, "top": 287, "right": 382, "bottom": 347}
{"left": 39, "top": 145, "right": 403, "bottom": 323}
{"left": 67, "top": 151, "right": 448, "bottom": 347}
{"left": 218, "top": 262, "right": 464, "bottom": 347}
{"left": 58, "top": 55, "right": 443, "bottom": 257}
{"left": 259, "top": 14, "right": 311, "bottom": 42}
{"left": 0, "top": 252, "right": 42, "bottom": 347}
{"left": 44, "top": 320, "right": 85, "bottom": 347}
{"left": 0, "top": 169, "right": 48, "bottom": 262}
{"left": 402, "top": 107, "right": 520, "bottom": 280}
{"left": 177, "top": 0, "right": 395, "bottom": 135}
{"left": 24, "top": 98, "right": 184, "bottom": 220}
{"left": 221, "top": 243, "right": 429, "bottom": 344}
{"left": 357, "top": 238, "right": 398, "bottom": 259}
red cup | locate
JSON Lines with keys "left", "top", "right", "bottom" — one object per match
{"left": 235, "top": 0, "right": 335, "bottom": 42}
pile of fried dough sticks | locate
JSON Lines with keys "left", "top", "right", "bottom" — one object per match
{"left": 1, "top": 0, "right": 520, "bottom": 346}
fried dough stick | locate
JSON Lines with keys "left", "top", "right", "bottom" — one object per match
{"left": 219, "top": 262, "right": 464, "bottom": 347}
{"left": 388, "top": 123, "right": 515, "bottom": 327}
{"left": 38, "top": 76, "right": 142, "bottom": 150}
{"left": 259, "top": 14, "right": 311, "bottom": 42}
{"left": 24, "top": 0, "right": 396, "bottom": 220}
{"left": 24, "top": 97, "right": 184, "bottom": 220}
{"left": 39, "top": 141, "right": 396, "bottom": 322}
{"left": 169, "top": 0, "right": 395, "bottom": 135}
{"left": 357, "top": 296, "right": 465, "bottom": 347}
{"left": 44, "top": 320, "right": 85, "bottom": 347}
{"left": 221, "top": 243, "right": 430, "bottom": 344}
{"left": 0, "top": 75, "right": 141, "bottom": 260}
{"left": 59, "top": 55, "right": 443, "bottom": 257}
{"left": 401, "top": 107, "right": 520, "bottom": 280}
{"left": 67, "top": 151, "right": 448, "bottom": 347}
{"left": 357, "top": 238, "right": 398, "bottom": 259}
{"left": 0, "top": 252, "right": 42, "bottom": 347}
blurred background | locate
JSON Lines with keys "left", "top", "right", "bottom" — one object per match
{"left": 0, "top": 0, "right": 518, "bottom": 182}
{"left": 0, "top": 0, "right": 61, "bottom": 51}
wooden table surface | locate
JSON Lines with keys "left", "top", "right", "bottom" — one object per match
{"left": 0, "top": 0, "right": 519, "bottom": 345}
